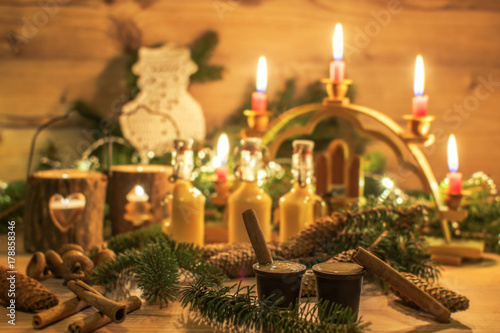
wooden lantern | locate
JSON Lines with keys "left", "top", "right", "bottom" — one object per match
{"left": 107, "top": 165, "right": 173, "bottom": 235}
{"left": 24, "top": 169, "right": 108, "bottom": 253}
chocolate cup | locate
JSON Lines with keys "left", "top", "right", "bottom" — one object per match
{"left": 253, "top": 262, "right": 306, "bottom": 308}
{"left": 312, "top": 263, "right": 365, "bottom": 321}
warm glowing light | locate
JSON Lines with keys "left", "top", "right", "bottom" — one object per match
{"left": 256, "top": 56, "right": 267, "bottom": 92}
{"left": 333, "top": 23, "right": 343, "bottom": 61}
{"left": 413, "top": 55, "right": 425, "bottom": 96}
{"left": 447, "top": 134, "right": 459, "bottom": 172}
{"left": 381, "top": 177, "right": 394, "bottom": 189}
{"left": 135, "top": 185, "right": 146, "bottom": 197}
{"left": 217, "top": 133, "right": 230, "bottom": 165}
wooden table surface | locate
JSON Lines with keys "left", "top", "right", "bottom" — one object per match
{"left": 0, "top": 240, "right": 499, "bottom": 332}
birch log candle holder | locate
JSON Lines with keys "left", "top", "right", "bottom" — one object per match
{"left": 108, "top": 165, "right": 173, "bottom": 235}
{"left": 24, "top": 169, "right": 107, "bottom": 253}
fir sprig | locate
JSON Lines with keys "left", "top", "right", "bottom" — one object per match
{"left": 90, "top": 240, "right": 180, "bottom": 307}
{"left": 181, "top": 277, "right": 369, "bottom": 333}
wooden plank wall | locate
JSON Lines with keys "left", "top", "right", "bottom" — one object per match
{"left": 1, "top": 0, "right": 499, "bottom": 190}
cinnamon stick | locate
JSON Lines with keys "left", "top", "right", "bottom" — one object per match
{"left": 242, "top": 209, "right": 273, "bottom": 265}
{"left": 67, "top": 296, "right": 142, "bottom": 333}
{"left": 66, "top": 280, "right": 127, "bottom": 323}
{"left": 33, "top": 285, "right": 105, "bottom": 329}
{"left": 351, "top": 247, "right": 451, "bottom": 323}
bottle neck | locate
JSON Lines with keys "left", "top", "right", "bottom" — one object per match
{"left": 292, "top": 151, "right": 314, "bottom": 188}
{"left": 238, "top": 149, "right": 262, "bottom": 182}
{"left": 173, "top": 150, "right": 194, "bottom": 181}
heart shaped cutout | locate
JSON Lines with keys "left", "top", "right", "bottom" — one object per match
{"left": 49, "top": 193, "right": 86, "bottom": 233}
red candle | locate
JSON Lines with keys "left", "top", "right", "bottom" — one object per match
{"left": 446, "top": 134, "right": 462, "bottom": 194}
{"left": 329, "top": 23, "right": 345, "bottom": 83}
{"left": 215, "top": 133, "right": 230, "bottom": 182}
{"left": 412, "top": 55, "right": 429, "bottom": 117}
{"left": 251, "top": 56, "right": 268, "bottom": 111}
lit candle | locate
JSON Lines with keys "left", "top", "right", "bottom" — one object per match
{"left": 251, "top": 56, "right": 268, "bottom": 111}
{"left": 446, "top": 134, "right": 462, "bottom": 194}
{"left": 215, "top": 133, "right": 230, "bottom": 182}
{"left": 329, "top": 23, "right": 345, "bottom": 83}
{"left": 126, "top": 185, "right": 149, "bottom": 202}
{"left": 412, "top": 55, "right": 429, "bottom": 117}
{"left": 50, "top": 197, "right": 86, "bottom": 210}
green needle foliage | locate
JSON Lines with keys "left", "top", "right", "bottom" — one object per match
{"left": 181, "top": 277, "right": 369, "bottom": 333}
{"left": 91, "top": 240, "right": 180, "bottom": 308}
{"left": 135, "top": 241, "right": 180, "bottom": 308}
{"left": 90, "top": 226, "right": 224, "bottom": 307}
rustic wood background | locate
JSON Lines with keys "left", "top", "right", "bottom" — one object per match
{"left": 1, "top": 0, "right": 499, "bottom": 190}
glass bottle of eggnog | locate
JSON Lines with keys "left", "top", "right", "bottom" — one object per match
{"left": 162, "top": 139, "right": 205, "bottom": 246}
{"left": 227, "top": 138, "right": 272, "bottom": 243}
{"left": 279, "top": 140, "right": 325, "bottom": 242}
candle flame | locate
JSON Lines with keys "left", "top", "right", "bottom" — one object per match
{"left": 333, "top": 23, "right": 343, "bottom": 61}
{"left": 217, "top": 133, "right": 230, "bottom": 165}
{"left": 135, "top": 185, "right": 146, "bottom": 197}
{"left": 256, "top": 56, "right": 267, "bottom": 93}
{"left": 414, "top": 55, "right": 425, "bottom": 96}
{"left": 447, "top": 134, "right": 459, "bottom": 172}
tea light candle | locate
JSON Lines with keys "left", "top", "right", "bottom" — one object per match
{"left": 412, "top": 55, "right": 429, "bottom": 117}
{"left": 447, "top": 134, "right": 462, "bottom": 194}
{"left": 329, "top": 23, "right": 345, "bottom": 83}
{"left": 251, "top": 56, "right": 268, "bottom": 111}
{"left": 126, "top": 185, "right": 149, "bottom": 202}
{"left": 50, "top": 197, "right": 86, "bottom": 210}
{"left": 215, "top": 133, "right": 230, "bottom": 182}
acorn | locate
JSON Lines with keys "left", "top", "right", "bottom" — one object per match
{"left": 93, "top": 248, "right": 116, "bottom": 267}
{"left": 45, "top": 250, "right": 64, "bottom": 278}
{"left": 61, "top": 251, "right": 94, "bottom": 283}
{"left": 26, "top": 252, "right": 51, "bottom": 280}
{"left": 58, "top": 244, "right": 84, "bottom": 256}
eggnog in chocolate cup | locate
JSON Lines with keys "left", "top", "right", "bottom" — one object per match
{"left": 253, "top": 261, "right": 306, "bottom": 308}
{"left": 313, "top": 262, "right": 365, "bottom": 321}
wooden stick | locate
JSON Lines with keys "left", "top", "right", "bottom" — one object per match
{"left": 242, "top": 209, "right": 273, "bottom": 265}
{"left": 66, "top": 280, "right": 127, "bottom": 323}
{"left": 33, "top": 286, "right": 105, "bottom": 329}
{"left": 67, "top": 296, "right": 142, "bottom": 333}
{"left": 351, "top": 247, "right": 451, "bottom": 323}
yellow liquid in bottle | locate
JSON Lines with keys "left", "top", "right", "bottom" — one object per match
{"left": 227, "top": 181, "right": 272, "bottom": 243}
{"left": 279, "top": 183, "right": 317, "bottom": 242}
{"left": 162, "top": 180, "right": 205, "bottom": 246}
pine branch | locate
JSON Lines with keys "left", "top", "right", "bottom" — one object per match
{"left": 189, "top": 30, "right": 224, "bottom": 83}
{"left": 135, "top": 241, "right": 179, "bottom": 308}
{"left": 180, "top": 277, "right": 369, "bottom": 333}
{"left": 107, "top": 224, "right": 165, "bottom": 254}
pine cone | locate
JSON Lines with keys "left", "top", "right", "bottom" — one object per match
{"left": 0, "top": 266, "right": 58, "bottom": 312}
{"left": 202, "top": 242, "right": 253, "bottom": 259}
{"left": 284, "top": 213, "right": 348, "bottom": 259}
{"left": 301, "top": 269, "right": 316, "bottom": 297}
{"left": 207, "top": 248, "right": 256, "bottom": 278}
{"left": 392, "top": 272, "right": 469, "bottom": 313}
{"left": 326, "top": 249, "right": 355, "bottom": 264}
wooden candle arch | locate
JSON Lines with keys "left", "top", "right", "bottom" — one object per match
{"left": 261, "top": 94, "right": 461, "bottom": 243}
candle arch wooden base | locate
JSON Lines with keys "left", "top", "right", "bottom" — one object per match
{"left": 252, "top": 78, "right": 484, "bottom": 259}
